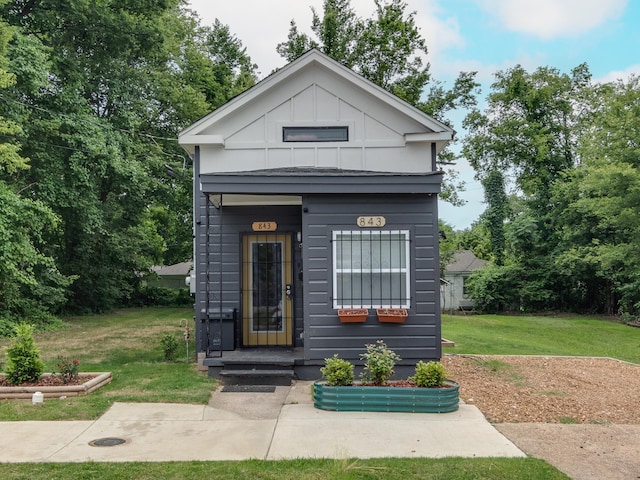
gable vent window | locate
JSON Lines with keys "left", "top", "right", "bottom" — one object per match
{"left": 332, "top": 230, "right": 410, "bottom": 309}
{"left": 283, "top": 126, "right": 348, "bottom": 142}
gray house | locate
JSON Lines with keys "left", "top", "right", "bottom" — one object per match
{"left": 178, "top": 49, "right": 454, "bottom": 382}
{"left": 441, "top": 250, "right": 488, "bottom": 312}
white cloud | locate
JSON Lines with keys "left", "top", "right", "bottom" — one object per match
{"left": 597, "top": 64, "right": 640, "bottom": 84}
{"left": 475, "top": 0, "right": 627, "bottom": 39}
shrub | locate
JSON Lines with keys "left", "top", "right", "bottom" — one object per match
{"left": 54, "top": 356, "right": 80, "bottom": 384}
{"left": 360, "top": 340, "right": 401, "bottom": 386}
{"left": 5, "top": 323, "right": 44, "bottom": 385}
{"left": 160, "top": 333, "right": 180, "bottom": 361}
{"left": 410, "top": 360, "right": 447, "bottom": 388}
{"left": 320, "top": 354, "right": 354, "bottom": 386}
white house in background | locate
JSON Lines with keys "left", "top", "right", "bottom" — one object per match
{"left": 441, "top": 250, "right": 488, "bottom": 312}
{"left": 150, "top": 261, "right": 193, "bottom": 290}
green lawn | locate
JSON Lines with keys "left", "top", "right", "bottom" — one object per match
{"left": 442, "top": 313, "right": 640, "bottom": 364}
{"left": 0, "top": 458, "right": 569, "bottom": 480}
{"left": 0, "top": 308, "right": 213, "bottom": 421}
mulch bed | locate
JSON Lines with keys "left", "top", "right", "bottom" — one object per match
{"left": 0, "top": 374, "right": 98, "bottom": 388}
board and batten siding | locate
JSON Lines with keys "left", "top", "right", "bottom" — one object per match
{"left": 194, "top": 199, "right": 304, "bottom": 351}
{"left": 301, "top": 194, "right": 442, "bottom": 365}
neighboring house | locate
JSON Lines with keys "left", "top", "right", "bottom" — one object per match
{"left": 150, "top": 261, "right": 193, "bottom": 290}
{"left": 441, "top": 250, "right": 488, "bottom": 312}
{"left": 178, "top": 49, "right": 454, "bottom": 380}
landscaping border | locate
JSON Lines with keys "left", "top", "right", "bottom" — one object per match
{"left": 0, "top": 372, "right": 112, "bottom": 399}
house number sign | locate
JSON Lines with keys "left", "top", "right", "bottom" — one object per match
{"left": 357, "top": 216, "right": 386, "bottom": 228}
{"left": 252, "top": 221, "right": 277, "bottom": 232}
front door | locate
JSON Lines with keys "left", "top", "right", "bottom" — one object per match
{"left": 242, "top": 234, "right": 293, "bottom": 346}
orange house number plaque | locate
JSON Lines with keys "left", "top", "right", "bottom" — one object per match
{"left": 252, "top": 221, "right": 278, "bottom": 232}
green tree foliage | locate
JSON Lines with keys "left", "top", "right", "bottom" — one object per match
{"left": 553, "top": 77, "right": 640, "bottom": 315}
{"left": 0, "top": 12, "right": 72, "bottom": 331}
{"left": 481, "top": 170, "right": 507, "bottom": 265}
{"left": 463, "top": 64, "right": 595, "bottom": 313}
{"left": 277, "top": 0, "right": 479, "bottom": 206}
{"left": 5, "top": 322, "right": 44, "bottom": 384}
{"left": 0, "top": 1, "right": 256, "bottom": 313}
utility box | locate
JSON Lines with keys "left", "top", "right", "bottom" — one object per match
{"left": 206, "top": 308, "right": 236, "bottom": 351}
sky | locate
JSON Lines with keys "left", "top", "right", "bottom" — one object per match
{"left": 186, "top": 0, "right": 640, "bottom": 230}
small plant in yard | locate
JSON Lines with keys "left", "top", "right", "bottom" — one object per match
{"left": 5, "top": 323, "right": 44, "bottom": 385}
{"left": 320, "top": 354, "right": 354, "bottom": 386}
{"left": 160, "top": 333, "right": 180, "bottom": 361}
{"left": 54, "top": 356, "right": 80, "bottom": 384}
{"left": 410, "top": 360, "right": 447, "bottom": 388}
{"left": 360, "top": 340, "right": 401, "bottom": 386}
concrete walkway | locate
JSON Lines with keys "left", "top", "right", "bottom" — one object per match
{"left": 0, "top": 381, "right": 524, "bottom": 463}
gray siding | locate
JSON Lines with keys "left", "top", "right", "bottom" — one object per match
{"left": 301, "top": 194, "right": 442, "bottom": 365}
{"left": 194, "top": 198, "right": 303, "bottom": 352}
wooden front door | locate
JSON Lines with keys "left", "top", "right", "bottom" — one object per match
{"left": 242, "top": 234, "right": 293, "bottom": 346}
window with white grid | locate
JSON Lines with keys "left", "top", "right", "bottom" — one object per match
{"left": 332, "top": 230, "right": 410, "bottom": 309}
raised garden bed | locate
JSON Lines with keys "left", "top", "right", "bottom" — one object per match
{"left": 313, "top": 380, "right": 459, "bottom": 413}
{"left": 0, "top": 372, "right": 112, "bottom": 399}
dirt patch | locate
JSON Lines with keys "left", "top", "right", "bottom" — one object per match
{"left": 442, "top": 355, "right": 640, "bottom": 480}
{"left": 442, "top": 355, "right": 640, "bottom": 424}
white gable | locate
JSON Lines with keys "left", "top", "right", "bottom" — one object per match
{"left": 179, "top": 50, "right": 453, "bottom": 174}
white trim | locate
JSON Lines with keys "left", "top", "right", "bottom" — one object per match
{"left": 405, "top": 131, "right": 454, "bottom": 143}
{"left": 178, "top": 135, "right": 225, "bottom": 146}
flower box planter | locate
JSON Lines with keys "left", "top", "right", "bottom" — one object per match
{"left": 337, "top": 308, "right": 369, "bottom": 323}
{"left": 313, "top": 380, "right": 459, "bottom": 413}
{"left": 376, "top": 308, "right": 408, "bottom": 323}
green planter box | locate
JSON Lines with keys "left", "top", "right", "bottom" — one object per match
{"left": 313, "top": 381, "right": 459, "bottom": 413}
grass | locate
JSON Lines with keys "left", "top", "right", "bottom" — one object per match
{"left": 442, "top": 313, "right": 640, "bottom": 364}
{"left": 477, "top": 358, "right": 527, "bottom": 387}
{"left": 0, "top": 457, "right": 569, "bottom": 479}
{"left": 0, "top": 308, "right": 214, "bottom": 421}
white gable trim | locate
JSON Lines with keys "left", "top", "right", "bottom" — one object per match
{"left": 179, "top": 49, "right": 453, "bottom": 144}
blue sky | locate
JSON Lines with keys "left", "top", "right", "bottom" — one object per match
{"left": 188, "top": 0, "right": 639, "bottom": 229}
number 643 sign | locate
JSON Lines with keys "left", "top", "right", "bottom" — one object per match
{"left": 356, "top": 216, "right": 386, "bottom": 228}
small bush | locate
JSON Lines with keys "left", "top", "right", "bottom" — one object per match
{"left": 320, "top": 354, "right": 354, "bottom": 386}
{"left": 360, "top": 340, "right": 401, "bottom": 386}
{"left": 54, "top": 356, "right": 80, "bottom": 384}
{"left": 5, "top": 323, "right": 44, "bottom": 385}
{"left": 410, "top": 360, "right": 447, "bottom": 388}
{"left": 160, "top": 333, "right": 180, "bottom": 361}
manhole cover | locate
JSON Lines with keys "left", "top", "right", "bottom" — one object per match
{"left": 89, "top": 437, "right": 127, "bottom": 447}
{"left": 221, "top": 385, "right": 276, "bottom": 393}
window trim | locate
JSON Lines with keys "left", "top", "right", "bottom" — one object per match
{"left": 332, "top": 230, "right": 411, "bottom": 309}
{"left": 282, "top": 126, "right": 349, "bottom": 143}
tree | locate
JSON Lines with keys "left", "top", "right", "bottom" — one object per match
{"left": 0, "top": 13, "right": 71, "bottom": 331}
{"left": 481, "top": 170, "right": 507, "bottom": 265}
{"left": 462, "top": 64, "right": 593, "bottom": 312}
{"left": 277, "top": 0, "right": 479, "bottom": 205}
{"left": 1, "top": 1, "right": 257, "bottom": 312}
{"left": 554, "top": 77, "right": 640, "bottom": 315}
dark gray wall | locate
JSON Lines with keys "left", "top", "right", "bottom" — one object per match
{"left": 194, "top": 198, "right": 303, "bottom": 353}
{"left": 301, "top": 194, "right": 442, "bottom": 365}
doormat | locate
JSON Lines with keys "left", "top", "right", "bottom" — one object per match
{"left": 221, "top": 385, "right": 277, "bottom": 393}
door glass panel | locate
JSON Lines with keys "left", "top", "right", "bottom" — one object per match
{"left": 251, "top": 242, "right": 284, "bottom": 333}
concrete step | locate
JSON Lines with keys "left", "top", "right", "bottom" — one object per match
{"left": 219, "top": 368, "right": 295, "bottom": 386}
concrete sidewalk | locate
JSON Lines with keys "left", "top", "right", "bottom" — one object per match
{"left": 0, "top": 381, "right": 524, "bottom": 463}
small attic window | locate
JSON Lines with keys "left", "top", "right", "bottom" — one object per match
{"left": 283, "top": 126, "right": 348, "bottom": 142}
